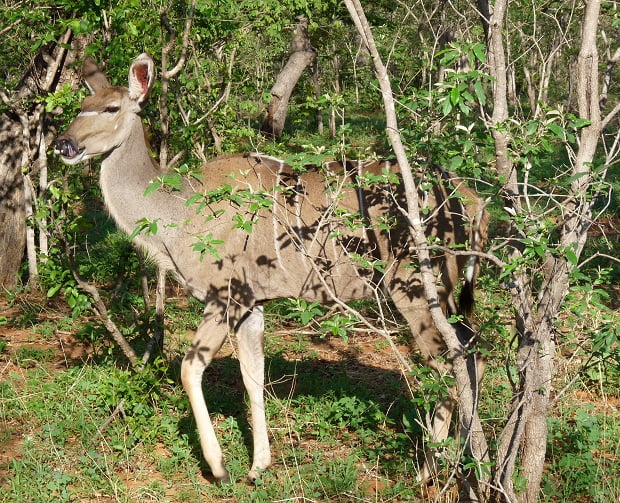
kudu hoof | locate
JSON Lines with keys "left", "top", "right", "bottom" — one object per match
{"left": 247, "top": 467, "right": 267, "bottom": 484}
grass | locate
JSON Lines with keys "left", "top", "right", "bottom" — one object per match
{"left": 0, "top": 362, "right": 415, "bottom": 501}
{"left": 1, "top": 277, "right": 619, "bottom": 502}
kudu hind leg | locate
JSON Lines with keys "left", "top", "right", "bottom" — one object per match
{"left": 236, "top": 306, "right": 271, "bottom": 480}
{"left": 181, "top": 315, "right": 230, "bottom": 481}
{"left": 418, "top": 395, "right": 455, "bottom": 483}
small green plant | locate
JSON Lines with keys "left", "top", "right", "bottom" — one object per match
{"left": 15, "top": 346, "right": 55, "bottom": 367}
{"left": 545, "top": 404, "right": 620, "bottom": 502}
{"left": 320, "top": 312, "right": 359, "bottom": 341}
{"left": 313, "top": 454, "right": 361, "bottom": 499}
{"left": 191, "top": 233, "right": 225, "bottom": 261}
{"left": 283, "top": 298, "right": 325, "bottom": 326}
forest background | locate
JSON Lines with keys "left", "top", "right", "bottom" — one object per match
{"left": 0, "top": 0, "right": 618, "bottom": 502}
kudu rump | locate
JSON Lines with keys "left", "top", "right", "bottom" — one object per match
{"left": 55, "top": 53, "right": 488, "bottom": 483}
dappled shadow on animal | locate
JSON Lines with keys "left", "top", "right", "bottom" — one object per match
{"left": 55, "top": 53, "right": 488, "bottom": 485}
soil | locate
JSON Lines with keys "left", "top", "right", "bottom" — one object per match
{"left": 0, "top": 294, "right": 93, "bottom": 483}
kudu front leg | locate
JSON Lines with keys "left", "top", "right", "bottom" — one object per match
{"left": 236, "top": 306, "right": 271, "bottom": 481}
{"left": 181, "top": 316, "right": 230, "bottom": 481}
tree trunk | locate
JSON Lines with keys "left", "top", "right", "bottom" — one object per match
{"left": 0, "top": 118, "right": 27, "bottom": 288}
{"left": 490, "top": 0, "right": 606, "bottom": 501}
{"left": 0, "top": 30, "right": 75, "bottom": 289}
{"left": 345, "top": 1, "right": 490, "bottom": 500}
{"left": 260, "top": 17, "right": 316, "bottom": 140}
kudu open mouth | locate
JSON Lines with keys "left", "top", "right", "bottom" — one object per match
{"left": 54, "top": 137, "right": 85, "bottom": 164}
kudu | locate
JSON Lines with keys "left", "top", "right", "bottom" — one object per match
{"left": 55, "top": 53, "right": 488, "bottom": 483}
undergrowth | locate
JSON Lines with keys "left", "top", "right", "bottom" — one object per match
{"left": 1, "top": 275, "right": 618, "bottom": 502}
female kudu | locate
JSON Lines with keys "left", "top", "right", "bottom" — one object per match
{"left": 55, "top": 53, "right": 487, "bottom": 483}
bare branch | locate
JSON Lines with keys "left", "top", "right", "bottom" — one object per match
{"left": 159, "top": 0, "right": 196, "bottom": 170}
{"left": 602, "top": 102, "right": 620, "bottom": 129}
{"left": 578, "top": 251, "right": 620, "bottom": 269}
{"left": 344, "top": 1, "right": 490, "bottom": 496}
{"left": 61, "top": 235, "right": 139, "bottom": 366}
{"left": 161, "top": 0, "right": 196, "bottom": 79}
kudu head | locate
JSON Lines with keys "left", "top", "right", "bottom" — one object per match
{"left": 55, "top": 53, "right": 155, "bottom": 165}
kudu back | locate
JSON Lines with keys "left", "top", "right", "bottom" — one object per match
{"left": 55, "top": 53, "right": 488, "bottom": 483}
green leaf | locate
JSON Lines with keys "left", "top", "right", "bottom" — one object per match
{"left": 449, "top": 156, "right": 464, "bottom": 170}
{"left": 47, "top": 284, "right": 62, "bottom": 298}
{"left": 569, "top": 118, "right": 591, "bottom": 129}
{"left": 473, "top": 43, "right": 487, "bottom": 63}
{"left": 525, "top": 120, "right": 540, "bottom": 136}
{"left": 473, "top": 81, "right": 487, "bottom": 105}
{"left": 458, "top": 101, "right": 471, "bottom": 114}
{"left": 441, "top": 98, "right": 452, "bottom": 116}
{"left": 185, "top": 193, "right": 204, "bottom": 207}
{"left": 565, "top": 247, "right": 578, "bottom": 266}
{"left": 144, "top": 183, "right": 160, "bottom": 197}
{"left": 547, "top": 122, "right": 565, "bottom": 139}
{"left": 450, "top": 87, "right": 460, "bottom": 105}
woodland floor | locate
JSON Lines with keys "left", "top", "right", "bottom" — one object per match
{"left": 1, "top": 287, "right": 618, "bottom": 502}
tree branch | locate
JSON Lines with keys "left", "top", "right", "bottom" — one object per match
{"left": 344, "top": 1, "right": 490, "bottom": 498}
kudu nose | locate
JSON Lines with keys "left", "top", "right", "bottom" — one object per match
{"left": 55, "top": 137, "right": 79, "bottom": 159}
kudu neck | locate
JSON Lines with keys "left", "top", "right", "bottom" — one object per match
{"left": 99, "top": 114, "right": 184, "bottom": 237}
{"left": 101, "top": 115, "right": 157, "bottom": 180}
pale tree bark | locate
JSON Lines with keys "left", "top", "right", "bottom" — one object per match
{"left": 150, "top": 0, "right": 195, "bottom": 354}
{"left": 311, "top": 56, "right": 324, "bottom": 135}
{"left": 344, "top": 1, "right": 490, "bottom": 500}
{"left": 159, "top": 0, "right": 195, "bottom": 170}
{"left": 484, "top": 0, "right": 554, "bottom": 501}
{"left": 328, "top": 46, "right": 342, "bottom": 137}
{"left": 23, "top": 174, "right": 38, "bottom": 283}
{"left": 488, "top": 0, "right": 610, "bottom": 501}
{"left": 0, "top": 115, "right": 27, "bottom": 288}
{"left": 600, "top": 32, "right": 620, "bottom": 108}
{"left": 261, "top": 17, "right": 317, "bottom": 139}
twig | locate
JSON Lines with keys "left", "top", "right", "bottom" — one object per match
{"left": 96, "top": 400, "right": 126, "bottom": 437}
{"left": 602, "top": 102, "right": 620, "bottom": 130}
{"left": 61, "top": 235, "right": 139, "bottom": 365}
{"left": 0, "top": 19, "right": 20, "bottom": 37}
{"left": 578, "top": 251, "right": 620, "bottom": 268}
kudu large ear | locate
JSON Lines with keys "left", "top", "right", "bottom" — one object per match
{"left": 82, "top": 57, "right": 110, "bottom": 94}
{"left": 128, "top": 53, "right": 155, "bottom": 104}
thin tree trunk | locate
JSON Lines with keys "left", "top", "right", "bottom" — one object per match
{"left": 142, "top": 0, "right": 195, "bottom": 357}
{"left": 0, "top": 113, "right": 28, "bottom": 288}
{"left": 261, "top": 17, "right": 317, "bottom": 139}
{"left": 0, "top": 29, "right": 72, "bottom": 289}
{"left": 311, "top": 56, "right": 323, "bottom": 135}
{"left": 344, "top": 2, "right": 490, "bottom": 500}
{"left": 23, "top": 174, "right": 37, "bottom": 284}
{"left": 37, "top": 127, "right": 49, "bottom": 259}
{"left": 329, "top": 49, "right": 341, "bottom": 137}
{"left": 491, "top": 1, "right": 608, "bottom": 501}
{"left": 600, "top": 42, "right": 620, "bottom": 108}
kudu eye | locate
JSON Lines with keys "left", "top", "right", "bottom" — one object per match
{"left": 104, "top": 105, "right": 120, "bottom": 114}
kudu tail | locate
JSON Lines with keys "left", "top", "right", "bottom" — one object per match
{"left": 430, "top": 164, "right": 489, "bottom": 318}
